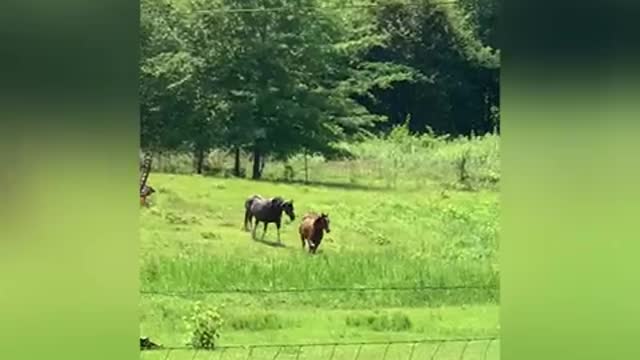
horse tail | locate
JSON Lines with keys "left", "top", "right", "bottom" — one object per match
{"left": 244, "top": 195, "right": 258, "bottom": 230}
{"left": 244, "top": 207, "right": 251, "bottom": 230}
{"left": 299, "top": 221, "right": 306, "bottom": 248}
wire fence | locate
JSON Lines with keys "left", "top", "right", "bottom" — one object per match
{"left": 141, "top": 284, "right": 499, "bottom": 297}
{"left": 141, "top": 337, "right": 499, "bottom": 360}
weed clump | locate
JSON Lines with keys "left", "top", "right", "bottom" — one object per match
{"left": 345, "top": 311, "right": 412, "bottom": 332}
{"left": 226, "top": 312, "right": 286, "bottom": 331}
{"left": 201, "top": 231, "right": 221, "bottom": 240}
{"left": 185, "top": 302, "right": 223, "bottom": 350}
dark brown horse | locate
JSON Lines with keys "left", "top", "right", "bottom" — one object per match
{"left": 244, "top": 194, "right": 295, "bottom": 242}
{"left": 299, "top": 212, "right": 331, "bottom": 254}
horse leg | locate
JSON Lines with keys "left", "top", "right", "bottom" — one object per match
{"left": 300, "top": 234, "right": 306, "bottom": 250}
{"left": 276, "top": 221, "right": 281, "bottom": 243}
{"left": 251, "top": 220, "right": 258, "bottom": 240}
{"left": 244, "top": 210, "right": 250, "bottom": 231}
{"left": 262, "top": 222, "right": 268, "bottom": 240}
{"left": 312, "top": 238, "right": 321, "bottom": 254}
{"left": 306, "top": 240, "right": 314, "bottom": 253}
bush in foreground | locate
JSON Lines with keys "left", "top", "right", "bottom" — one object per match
{"left": 185, "top": 302, "right": 223, "bottom": 350}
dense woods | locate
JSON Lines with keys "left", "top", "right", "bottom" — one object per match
{"left": 140, "top": 0, "right": 500, "bottom": 179}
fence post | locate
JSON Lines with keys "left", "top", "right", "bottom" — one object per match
{"left": 271, "top": 346, "right": 282, "bottom": 360}
{"left": 458, "top": 340, "right": 470, "bottom": 360}
{"left": 218, "top": 347, "right": 227, "bottom": 360}
{"left": 245, "top": 346, "right": 254, "bottom": 360}
{"left": 162, "top": 349, "right": 173, "bottom": 360}
{"left": 407, "top": 343, "right": 417, "bottom": 360}
{"left": 483, "top": 339, "right": 494, "bottom": 360}
{"left": 353, "top": 344, "right": 363, "bottom": 360}
{"left": 429, "top": 342, "right": 443, "bottom": 360}
{"left": 382, "top": 343, "right": 391, "bottom": 360}
{"left": 328, "top": 344, "right": 337, "bottom": 360}
{"left": 190, "top": 349, "right": 200, "bottom": 360}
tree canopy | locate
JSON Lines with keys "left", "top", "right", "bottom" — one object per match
{"left": 140, "top": 0, "right": 500, "bottom": 178}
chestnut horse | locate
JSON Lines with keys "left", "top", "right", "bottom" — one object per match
{"left": 299, "top": 212, "right": 331, "bottom": 254}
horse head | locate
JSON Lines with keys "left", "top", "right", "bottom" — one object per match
{"left": 272, "top": 197, "right": 296, "bottom": 221}
{"left": 283, "top": 200, "right": 295, "bottom": 221}
{"left": 317, "top": 213, "right": 330, "bottom": 233}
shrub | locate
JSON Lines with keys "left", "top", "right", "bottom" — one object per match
{"left": 185, "top": 302, "right": 223, "bottom": 350}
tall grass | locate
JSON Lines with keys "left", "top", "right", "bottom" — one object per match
{"left": 143, "top": 126, "right": 499, "bottom": 191}
{"left": 339, "top": 126, "right": 500, "bottom": 190}
{"left": 141, "top": 249, "right": 498, "bottom": 291}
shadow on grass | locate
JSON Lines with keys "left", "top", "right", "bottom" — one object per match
{"left": 253, "top": 237, "right": 287, "bottom": 248}
{"left": 246, "top": 228, "right": 288, "bottom": 248}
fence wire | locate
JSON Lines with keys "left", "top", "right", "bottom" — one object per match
{"left": 141, "top": 337, "right": 499, "bottom": 360}
{"left": 141, "top": 284, "right": 499, "bottom": 297}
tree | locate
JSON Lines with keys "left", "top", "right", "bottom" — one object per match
{"left": 360, "top": 0, "right": 500, "bottom": 136}
{"left": 141, "top": 0, "right": 228, "bottom": 173}
{"left": 458, "top": 0, "right": 499, "bottom": 49}
{"left": 140, "top": 0, "right": 500, "bottom": 176}
{"left": 181, "top": 0, "right": 415, "bottom": 179}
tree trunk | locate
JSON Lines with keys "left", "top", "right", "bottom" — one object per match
{"left": 304, "top": 150, "right": 309, "bottom": 183}
{"left": 195, "top": 148, "right": 205, "bottom": 174}
{"left": 233, "top": 147, "right": 241, "bottom": 177}
{"left": 252, "top": 147, "right": 262, "bottom": 180}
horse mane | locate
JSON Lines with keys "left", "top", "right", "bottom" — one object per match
{"left": 313, "top": 214, "right": 327, "bottom": 228}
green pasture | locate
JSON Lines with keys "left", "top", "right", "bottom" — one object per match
{"left": 140, "top": 172, "right": 499, "bottom": 359}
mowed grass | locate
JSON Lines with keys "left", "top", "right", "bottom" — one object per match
{"left": 140, "top": 173, "right": 499, "bottom": 358}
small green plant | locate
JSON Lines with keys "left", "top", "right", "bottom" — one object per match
{"left": 165, "top": 212, "right": 189, "bottom": 225}
{"left": 201, "top": 231, "right": 221, "bottom": 240}
{"left": 345, "top": 311, "right": 412, "bottom": 332}
{"left": 185, "top": 302, "right": 223, "bottom": 350}
{"left": 373, "top": 233, "right": 390, "bottom": 246}
{"left": 165, "top": 212, "right": 202, "bottom": 225}
{"left": 226, "top": 312, "right": 286, "bottom": 331}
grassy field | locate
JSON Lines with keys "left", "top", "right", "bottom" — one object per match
{"left": 140, "top": 167, "right": 499, "bottom": 359}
